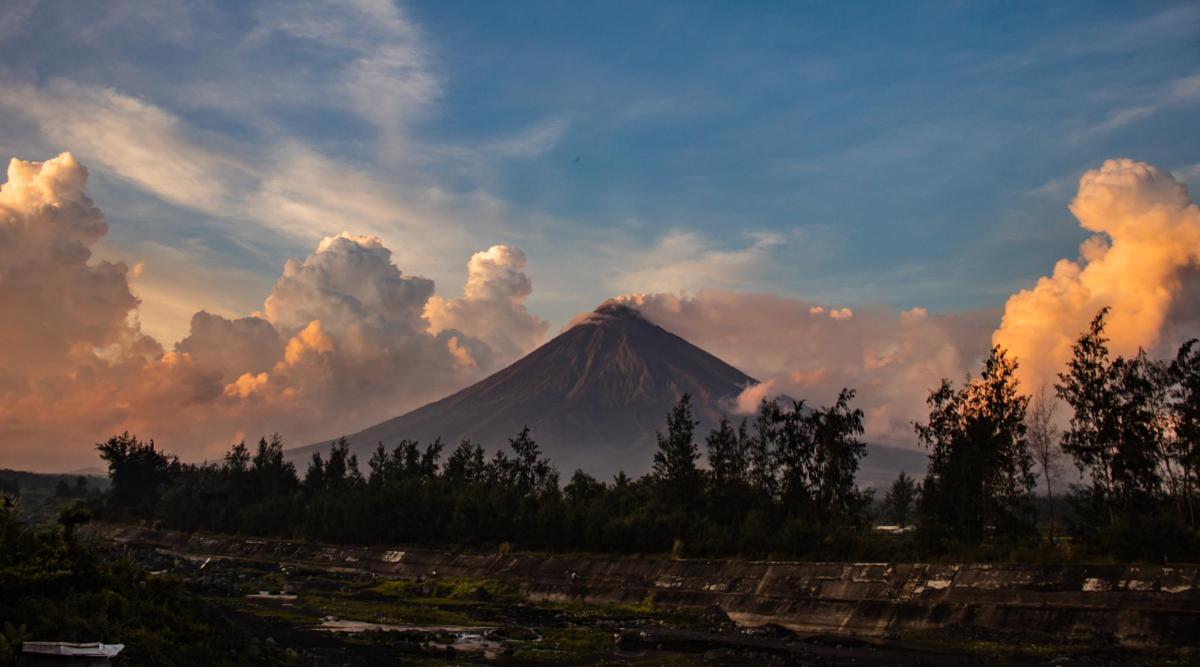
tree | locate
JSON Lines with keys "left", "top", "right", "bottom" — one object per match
{"left": 706, "top": 417, "right": 749, "bottom": 485}
{"left": 1057, "top": 310, "right": 1165, "bottom": 525}
{"left": 444, "top": 439, "right": 486, "bottom": 485}
{"left": 224, "top": 440, "right": 250, "bottom": 473}
{"left": 748, "top": 399, "right": 782, "bottom": 498}
{"left": 916, "top": 347, "right": 1037, "bottom": 545}
{"left": 775, "top": 401, "right": 814, "bottom": 508}
{"left": 507, "top": 426, "right": 554, "bottom": 495}
{"left": 96, "top": 432, "right": 176, "bottom": 519}
{"left": 652, "top": 394, "right": 703, "bottom": 506}
{"left": 1027, "top": 384, "right": 1064, "bottom": 543}
{"left": 1168, "top": 339, "right": 1200, "bottom": 527}
{"left": 882, "top": 472, "right": 917, "bottom": 528}
{"left": 808, "top": 389, "right": 869, "bottom": 523}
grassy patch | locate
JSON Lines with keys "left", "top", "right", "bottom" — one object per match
{"left": 511, "top": 626, "right": 614, "bottom": 663}
{"left": 892, "top": 625, "right": 1187, "bottom": 664}
{"left": 371, "top": 576, "right": 521, "bottom": 602}
{"left": 301, "top": 592, "right": 476, "bottom": 626}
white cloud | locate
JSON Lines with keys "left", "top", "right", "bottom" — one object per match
{"left": 0, "top": 79, "right": 252, "bottom": 215}
{"left": 614, "top": 230, "right": 786, "bottom": 295}
{"left": 425, "top": 245, "right": 549, "bottom": 363}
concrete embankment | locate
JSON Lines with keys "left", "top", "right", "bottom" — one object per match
{"left": 90, "top": 524, "right": 1200, "bottom": 648}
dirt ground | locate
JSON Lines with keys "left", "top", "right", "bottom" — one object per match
{"left": 104, "top": 540, "right": 1195, "bottom": 666}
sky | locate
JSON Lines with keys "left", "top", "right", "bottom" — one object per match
{"left": 1, "top": 1, "right": 1199, "bottom": 470}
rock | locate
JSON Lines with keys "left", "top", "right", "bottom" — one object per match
{"left": 700, "top": 604, "right": 733, "bottom": 629}
{"left": 743, "top": 623, "right": 796, "bottom": 640}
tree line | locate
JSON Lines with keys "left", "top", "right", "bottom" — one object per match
{"left": 90, "top": 309, "right": 1199, "bottom": 562}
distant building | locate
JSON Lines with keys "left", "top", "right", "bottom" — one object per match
{"left": 19, "top": 643, "right": 124, "bottom": 666}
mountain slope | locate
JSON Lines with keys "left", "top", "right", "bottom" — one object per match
{"left": 288, "top": 302, "right": 756, "bottom": 477}
{"left": 286, "top": 301, "right": 928, "bottom": 485}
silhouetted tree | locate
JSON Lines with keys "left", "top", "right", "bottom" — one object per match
{"left": 882, "top": 472, "right": 917, "bottom": 528}
{"left": 1057, "top": 310, "right": 1164, "bottom": 527}
{"left": 652, "top": 394, "right": 703, "bottom": 507}
{"left": 916, "top": 347, "right": 1036, "bottom": 546}
{"left": 706, "top": 417, "right": 749, "bottom": 485}
{"left": 808, "top": 389, "right": 869, "bottom": 524}
{"left": 1027, "top": 384, "right": 1064, "bottom": 543}
{"left": 97, "top": 432, "right": 176, "bottom": 519}
{"left": 1168, "top": 339, "right": 1200, "bottom": 527}
{"left": 748, "top": 398, "right": 782, "bottom": 498}
{"left": 444, "top": 439, "right": 487, "bottom": 485}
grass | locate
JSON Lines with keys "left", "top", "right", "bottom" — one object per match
{"left": 371, "top": 576, "right": 522, "bottom": 603}
{"left": 894, "top": 625, "right": 1198, "bottom": 665}
{"left": 511, "top": 626, "right": 615, "bottom": 663}
{"left": 299, "top": 592, "right": 476, "bottom": 626}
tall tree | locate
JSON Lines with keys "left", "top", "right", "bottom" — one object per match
{"left": 1168, "top": 339, "right": 1200, "bottom": 527}
{"left": 748, "top": 398, "right": 782, "bottom": 498}
{"left": 1057, "top": 310, "right": 1164, "bottom": 524}
{"left": 706, "top": 416, "right": 749, "bottom": 485}
{"left": 916, "top": 347, "right": 1036, "bottom": 545}
{"left": 507, "top": 426, "right": 554, "bottom": 495}
{"left": 775, "top": 401, "right": 814, "bottom": 508}
{"left": 653, "top": 394, "right": 703, "bottom": 506}
{"left": 807, "top": 389, "right": 868, "bottom": 523}
{"left": 96, "top": 432, "right": 176, "bottom": 519}
{"left": 1027, "top": 384, "right": 1064, "bottom": 543}
{"left": 882, "top": 472, "right": 917, "bottom": 528}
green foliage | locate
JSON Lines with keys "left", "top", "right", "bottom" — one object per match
{"left": 372, "top": 576, "right": 520, "bottom": 601}
{"left": 0, "top": 503, "right": 262, "bottom": 665}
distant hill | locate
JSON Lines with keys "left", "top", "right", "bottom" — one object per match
{"left": 0, "top": 468, "right": 109, "bottom": 496}
{"left": 287, "top": 301, "right": 927, "bottom": 486}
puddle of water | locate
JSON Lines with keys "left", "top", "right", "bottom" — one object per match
{"left": 246, "top": 591, "right": 298, "bottom": 600}
{"left": 312, "top": 617, "right": 494, "bottom": 634}
{"left": 312, "top": 618, "right": 512, "bottom": 659}
{"left": 431, "top": 633, "right": 507, "bottom": 660}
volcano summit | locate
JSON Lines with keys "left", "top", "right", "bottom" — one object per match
{"left": 289, "top": 301, "right": 926, "bottom": 483}
{"left": 290, "top": 301, "right": 756, "bottom": 477}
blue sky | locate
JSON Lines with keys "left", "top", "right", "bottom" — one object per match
{"left": 1, "top": 0, "right": 1197, "bottom": 344}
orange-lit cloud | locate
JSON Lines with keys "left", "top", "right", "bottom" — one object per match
{"left": 0, "top": 153, "right": 546, "bottom": 470}
{"left": 5, "top": 151, "right": 1199, "bottom": 471}
{"left": 993, "top": 159, "right": 1200, "bottom": 389}
{"left": 615, "top": 292, "right": 996, "bottom": 447}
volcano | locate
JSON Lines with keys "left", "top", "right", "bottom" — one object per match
{"left": 287, "top": 300, "right": 926, "bottom": 484}
{"left": 288, "top": 301, "right": 754, "bottom": 477}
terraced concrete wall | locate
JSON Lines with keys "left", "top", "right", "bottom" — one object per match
{"left": 92, "top": 525, "right": 1200, "bottom": 647}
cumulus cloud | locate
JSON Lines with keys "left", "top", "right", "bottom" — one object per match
{"left": 993, "top": 158, "right": 1200, "bottom": 389}
{"left": 263, "top": 232, "right": 435, "bottom": 335}
{"left": 0, "top": 153, "right": 157, "bottom": 383}
{"left": 0, "top": 153, "right": 547, "bottom": 470}
{"left": 0, "top": 154, "right": 229, "bottom": 466}
{"left": 425, "top": 245, "right": 548, "bottom": 363}
{"left": 176, "top": 312, "right": 281, "bottom": 383}
{"left": 615, "top": 291, "right": 996, "bottom": 447}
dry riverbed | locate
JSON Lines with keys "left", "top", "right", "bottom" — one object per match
{"left": 100, "top": 539, "right": 1194, "bottom": 666}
